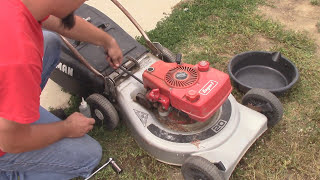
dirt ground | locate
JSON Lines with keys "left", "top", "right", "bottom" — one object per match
{"left": 258, "top": 0, "right": 320, "bottom": 52}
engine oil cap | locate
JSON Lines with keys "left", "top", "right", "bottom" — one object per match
{"left": 147, "top": 67, "right": 155, "bottom": 72}
{"left": 198, "top": 61, "right": 210, "bottom": 72}
{"left": 186, "top": 90, "right": 200, "bottom": 102}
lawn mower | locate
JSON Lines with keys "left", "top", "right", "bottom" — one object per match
{"left": 50, "top": 2, "right": 283, "bottom": 179}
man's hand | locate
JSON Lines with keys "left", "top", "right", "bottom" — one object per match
{"left": 0, "top": 113, "right": 95, "bottom": 153}
{"left": 103, "top": 38, "right": 123, "bottom": 69}
{"left": 63, "top": 112, "right": 95, "bottom": 138}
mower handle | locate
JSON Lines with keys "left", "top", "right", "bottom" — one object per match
{"left": 110, "top": 0, "right": 160, "bottom": 56}
{"left": 59, "top": 35, "right": 105, "bottom": 80}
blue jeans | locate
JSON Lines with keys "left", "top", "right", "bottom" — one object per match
{"left": 0, "top": 31, "right": 102, "bottom": 180}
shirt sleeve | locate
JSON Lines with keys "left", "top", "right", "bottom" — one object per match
{"left": 0, "top": 64, "right": 41, "bottom": 124}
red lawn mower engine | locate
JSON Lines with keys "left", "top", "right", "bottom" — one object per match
{"left": 142, "top": 60, "right": 232, "bottom": 122}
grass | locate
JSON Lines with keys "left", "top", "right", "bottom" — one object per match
{"left": 317, "top": 21, "right": 320, "bottom": 32}
{"left": 311, "top": 0, "right": 320, "bottom": 6}
{"left": 67, "top": 0, "right": 320, "bottom": 179}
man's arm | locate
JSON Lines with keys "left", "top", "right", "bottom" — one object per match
{"left": 0, "top": 112, "right": 94, "bottom": 153}
{"left": 42, "top": 15, "right": 123, "bottom": 69}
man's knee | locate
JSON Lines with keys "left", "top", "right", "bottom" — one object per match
{"left": 85, "top": 137, "right": 102, "bottom": 166}
{"left": 75, "top": 135, "right": 103, "bottom": 171}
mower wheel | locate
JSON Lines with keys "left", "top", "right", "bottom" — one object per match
{"left": 181, "top": 156, "right": 224, "bottom": 180}
{"left": 242, "top": 88, "right": 283, "bottom": 127}
{"left": 86, "top": 93, "right": 119, "bottom": 131}
{"left": 153, "top": 42, "right": 176, "bottom": 63}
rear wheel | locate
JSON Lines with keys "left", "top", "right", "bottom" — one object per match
{"left": 242, "top": 88, "right": 283, "bottom": 127}
{"left": 181, "top": 156, "right": 225, "bottom": 180}
{"left": 86, "top": 93, "right": 119, "bottom": 131}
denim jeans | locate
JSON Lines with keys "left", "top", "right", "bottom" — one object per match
{"left": 0, "top": 30, "right": 102, "bottom": 180}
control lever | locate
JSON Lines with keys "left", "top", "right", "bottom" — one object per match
{"left": 119, "top": 66, "right": 143, "bottom": 84}
{"left": 176, "top": 53, "right": 182, "bottom": 65}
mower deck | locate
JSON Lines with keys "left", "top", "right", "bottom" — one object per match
{"left": 50, "top": 4, "right": 276, "bottom": 179}
{"left": 116, "top": 53, "right": 268, "bottom": 179}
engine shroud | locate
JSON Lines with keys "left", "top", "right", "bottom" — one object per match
{"left": 142, "top": 61, "right": 232, "bottom": 122}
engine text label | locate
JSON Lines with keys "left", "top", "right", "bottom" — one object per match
{"left": 199, "top": 80, "right": 218, "bottom": 95}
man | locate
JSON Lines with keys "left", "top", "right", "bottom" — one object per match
{"left": 0, "top": 0, "right": 123, "bottom": 179}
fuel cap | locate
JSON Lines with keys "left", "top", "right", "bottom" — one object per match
{"left": 186, "top": 90, "right": 200, "bottom": 102}
{"left": 198, "top": 61, "right": 210, "bottom": 72}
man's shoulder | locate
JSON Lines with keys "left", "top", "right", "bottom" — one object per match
{"left": 0, "top": 0, "right": 42, "bottom": 43}
{"left": 0, "top": 3, "right": 43, "bottom": 66}
{"left": 0, "top": 0, "right": 23, "bottom": 24}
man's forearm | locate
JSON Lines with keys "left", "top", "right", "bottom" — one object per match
{"left": 43, "top": 14, "right": 123, "bottom": 68}
{"left": 0, "top": 112, "right": 93, "bottom": 154}
{"left": 43, "top": 15, "right": 115, "bottom": 48}
{"left": 0, "top": 120, "right": 68, "bottom": 153}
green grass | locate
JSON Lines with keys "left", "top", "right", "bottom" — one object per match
{"left": 317, "top": 21, "right": 320, "bottom": 32}
{"left": 69, "top": 0, "right": 320, "bottom": 179}
{"left": 311, "top": 0, "right": 320, "bottom": 5}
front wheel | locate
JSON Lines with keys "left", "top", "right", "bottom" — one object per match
{"left": 181, "top": 156, "right": 225, "bottom": 180}
{"left": 86, "top": 93, "right": 119, "bottom": 131}
{"left": 242, "top": 88, "right": 283, "bottom": 127}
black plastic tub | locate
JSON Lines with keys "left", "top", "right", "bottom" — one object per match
{"left": 228, "top": 51, "right": 299, "bottom": 96}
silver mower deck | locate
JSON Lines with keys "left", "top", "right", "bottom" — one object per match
{"left": 115, "top": 53, "right": 268, "bottom": 179}
{"left": 50, "top": 3, "right": 279, "bottom": 179}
